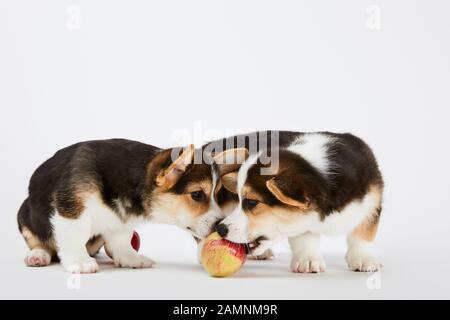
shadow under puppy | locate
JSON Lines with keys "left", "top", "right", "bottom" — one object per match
{"left": 215, "top": 131, "right": 384, "bottom": 273}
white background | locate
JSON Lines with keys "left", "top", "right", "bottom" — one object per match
{"left": 1, "top": 0, "right": 449, "bottom": 299}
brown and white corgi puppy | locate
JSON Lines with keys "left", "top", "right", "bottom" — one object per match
{"left": 17, "top": 139, "right": 237, "bottom": 273}
{"left": 214, "top": 132, "right": 384, "bottom": 273}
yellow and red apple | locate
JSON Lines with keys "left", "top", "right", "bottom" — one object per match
{"left": 201, "top": 232, "right": 247, "bottom": 277}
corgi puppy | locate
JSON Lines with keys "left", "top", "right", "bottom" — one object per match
{"left": 17, "top": 139, "right": 235, "bottom": 273}
{"left": 214, "top": 131, "right": 384, "bottom": 273}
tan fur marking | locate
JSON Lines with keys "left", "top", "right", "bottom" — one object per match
{"left": 21, "top": 227, "right": 56, "bottom": 257}
{"left": 22, "top": 227, "right": 42, "bottom": 249}
{"left": 182, "top": 193, "right": 210, "bottom": 216}
{"left": 221, "top": 172, "right": 239, "bottom": 194}
{"left": 351, "top": 184, "right": 383, "bottom": 242}
{"left": 53, "top": 183, "right": 100, "bottom": 219}
{"left": 86, "top": 236, "right": 105, "bottom": 256}
{"left": 150, "top": 179, "right": 213, "bottom": 220}
{"left": 184, "top": 180, "right": 212, "bottom": 195}
{"left": 352, "top": 213, "right": 380, "bottom": 241}
{"left": 55, "top": 196, "right": 84, "bottom": 218}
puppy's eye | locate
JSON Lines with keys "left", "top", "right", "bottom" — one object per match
{"left": 242, "top": 198, "right": 259, "bottom": 210}
{"left": 191, "top": 190, "right": 206, "bottom": 202}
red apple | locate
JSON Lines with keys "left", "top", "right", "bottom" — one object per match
{"left": 105, "top": 230, "right": 140, "bottom": 259}
{"left": 131, "top": 231, "right": 140, "bottom": 252}
{"left": 201, "top": 232, "right": 247, "bottom": 277}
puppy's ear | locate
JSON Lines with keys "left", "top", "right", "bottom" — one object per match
{"left": 220, "top": 171, "right": 239, "bottom": 194}
{"left": 156, "top": 144, "right": 194, "bottom": 189}
{"left": 213, "top": 148, "right": 249, "bottom": 176}
{"left": 266, "top": 177, "right": 310, "bottom": 211}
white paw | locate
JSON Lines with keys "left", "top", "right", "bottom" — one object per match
{"left": 248, "top": 249, "right": 275, "bottom": 260}
{"left": 114, "top": 254, "right": 155, "bottom": 269}
{"left": 291, "top": 256, "right": 326, "bottom": 273}
{"left": 346, "top": 255, "right": 382, "bottom": 272}
{"left": 64, "top": 257, "right": 99, "bottom": 274}
{"left": 24, "top": 248, "right": 51, "bottom": 267}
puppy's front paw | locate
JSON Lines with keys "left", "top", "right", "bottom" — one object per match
{"left": 25, "top": 248, "right": 51, "bottom": 267}
{"left": 291, "top": 256, "right": 326, "bottom": 273}
{"left": 63, "top": 257, "right": 99, "bottom": 274}
{"left": 114, "top": 254, "right": 155, "bottom": 269}
{"left": 346, "top": 254, "right": 382, "bottom": 272}
{"left": 248, "top": 249, "right": 275, "bottom": 260}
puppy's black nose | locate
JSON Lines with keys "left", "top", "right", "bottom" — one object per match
{"left": 215, "top": 223, "right": 229, "bottom": 238}
{"left": 213, "top": 219, "right": 222, "bottom": 230}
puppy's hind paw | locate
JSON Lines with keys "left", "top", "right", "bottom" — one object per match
{"left": 25, "top": 248, "right": 51, "bottom": 267}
